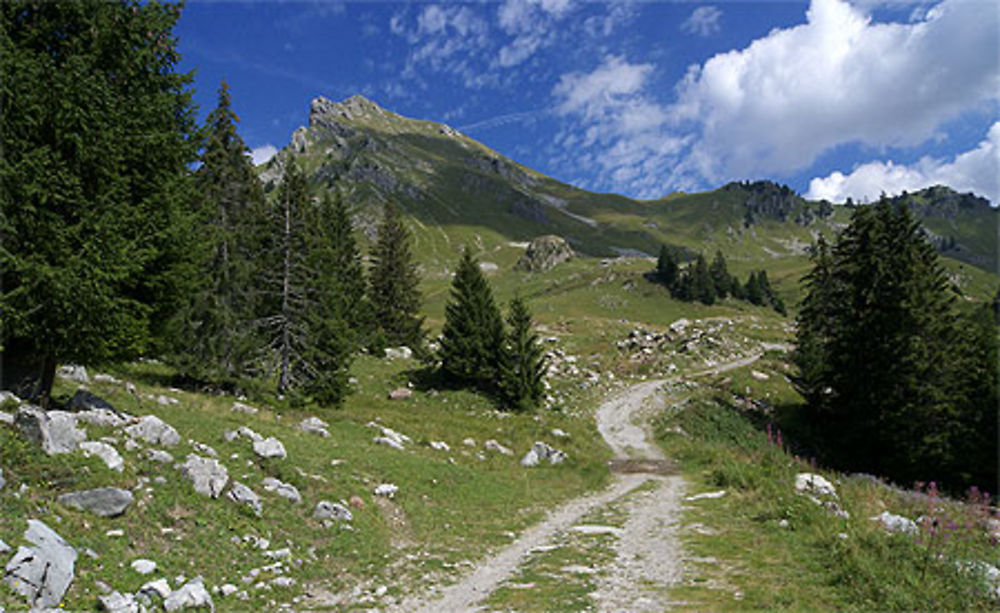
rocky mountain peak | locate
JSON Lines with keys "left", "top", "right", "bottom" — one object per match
{"left": 309, "top": 94, "right": 385, "bottom": 126}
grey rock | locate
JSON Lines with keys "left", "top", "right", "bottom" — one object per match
{"left": 384, "top": 346, "right": 413, "bottom": 360}
{"left": 98, "top": 591, "right": 140, "bottom": 613}
{"left": 147, "top": 449, "right": 174, "bottom": 464}
{"left": 261, "top": 478, "right": 302, "bottom": 504}
{"left": 299, "top": 417, "right": 330, "bottom": 437}
{"left": 373, "top": 483, "right": 398, "bottom": 498}
{"left": 57, "top": 364, "right": 90, "bottom": 383}
{"left": 68, "top": 390, "right": 114, "bottom": 413}
{"left": 388, "top": 387, "right": 412, "bottom": 400}
{"left": 218, "top": 584, "right": 237, "bottom": 597}
{"left": 520, "top": 442, "right": 566, "bottom": 467}
{"left": 164, "top": 576, "right": 213, "bottom": 612}
{"left": 0, "top": 391, "right": 22, "bottom": 406}
{"left": 795, "top": 473, "right": 837, "bottom": 498}
{"left": 484, "top": 439, "right": 513, "bottom": 456}
{"left": 58, "top": 487, "right": 134, "bottom": 517}
{"left": 225, "top": 426, "right": 262, "bottom": 443}
{"left": 227, "top": 481, "right": 262, "bottom": 516}
{"left": 313, "top": 500, "right": 352, "bottom": 522}
{"left": 230, "top": 402, "right": 258, "bottom": 415}
{"left": 93, "top": 373, "right": 121, "bottom": 385}
{"left": 0, "top": 411, "right": 12, "bottom": 425}
{"left": 3, "top": 519, "right": 77, "bottom": 609}
{"left": 125, "top": 415, "right": 180, "bottom": 447}
{"left": 179, "top": 454, "right": 229, "bottom": 498}
{"left": 0, "top": 467, "right": 5, "bottom": 491}
{"left": 140, "top": 578, "right": 172, "bottom": 600}
{"left": 79, "top": 441, "right": 124, "bottom": 472}
{"left": 16, "top": 406, "right": 87, "bottom": 454}
{"left": 75, "top": 408, "right": 129, "bottom": 428}
{"left": 191, "top": 441, "right": 217, "bottom": 458}
{"left": 514, "top": 235, "right": 574, "bottom": 272}
{"left": 871, "top": 511, "right": 918, "bottom": 535}
{"left": 0, "top": 538, "right": 9, "bottom": 554}
{"left": 130, "top": 558, "right": 157, "bottom": 575}
{"left": 252, "top": 437, "right": 286, "bottom": 459}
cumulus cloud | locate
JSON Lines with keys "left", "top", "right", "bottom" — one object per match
{"left": 671, "top": 0, "right": 999, "bottom": 183}
{"left": 681, "top": 6, "right": 722, "bottom": 37}
{"left": 496, "top": 0, "right": 575, "bottom": 67}
{"left": 250, "top": 144, "right": 278, "bottom": 166}
{"left": 806, "top": 121, "right": 1000, "bottom": 204}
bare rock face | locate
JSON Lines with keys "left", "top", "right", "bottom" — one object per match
{"left": 3, "top": 519, "right": 77, "bottom": 609}
{"left": 515, "top": 235, "right": 575, "bottom": 272}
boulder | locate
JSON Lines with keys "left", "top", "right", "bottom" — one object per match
{"left": 520, "top": 442, "right": 567, "bottom": 467}
{"left": 252, "top": 437, "right": 286, "bottom": 459}
{"left": 179, "top": 454, "right": 229, "bottom": 498}
{"left": 98, "top": 591, "right": 140, "bottom": 613}
{"left": 0, "top": 538, "right": 10, "bottom": 554}
{"left": 163, "top": 576, "right": 213, "bottom": 612}
{"left": 16, "top": 406, "right": 87, "bottom": 454}
{"left": 0, "top": 390, "right": 22, "bottom": 406}
{"left": 313, "top": 500, "right": 352, "bottom": 522}
{"left": 130, "top": 559, "right": 157, "bottom": 575}
{"left": 224, "top": 426, "right": 263, "bottom": 443}
{"left": 79, "top": 441, "right": 124, "bottom": 472}
{"left": 795, "top": 473, "right": 837, "bottom": 498}
{"left": 57, "top": 364, "right": 89, "bottom": 383}
{"left": 299, "top": 417, "right": 330, "bottom": 437}
{"left": 68, "top": 390, "right": 114, "bottom": 413}
{"left": 0, "top": 467, "right": 5, "bottom": 491}
{"left": 388, "top": 388, "right": 412, "bottom": 400}
{"left": 139, "top": 578, "right": 172, "bottom": 600}
{"left": 0, "top": 410, "right": 13, "bottom": 425}
{"left": 370, "top": 424, "right": 410, "bottom": 450}
{"left": 92, "top": 373, "right": 121, "bottom": 385}
{"left": 429, "top": 440, "right": 450, "bottom": 451}
{"left": 384, "top": 346, "right": 413, "bottom": 360}
{"left": 3, "top": 519, "right": 77, "bottom": 609}
{"left": 484, "top": 439, "right": 513, "bottom": 456}
{"left": 514, "top": 235, "right": 574, "bottom": 272}
{"left": 146, "top": 449, "right": 174, "bottom": 464}
{"left": 75, "top": 408, "right": 129, "bottom": 429}
{"left": 373, "top": 483, "right": 398, "bottom": 499}
{"left": 58, "top": 487, "right": 133, "bottom": 517}
{"left": 871, "top": 511, "right": 918, "bottom": 535}
{"left": 227, "top": 481, "right": 262, "bottom": 516}
{"left": 230, "top": 401, "right": 258, "bottom": 415}
{"left": 125, "top": 415, "right": 180, "bottom": 447}
{"left": 261, "top": 478, "right": 302, "bottom": 504}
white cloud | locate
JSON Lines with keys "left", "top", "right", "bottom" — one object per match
{"left": 671, "top": 0, "right": 1000, "bottom": 183}
{"left": 806, "top": 121, "right": 1000, "bottom": 204}
{"left": 250, "top": 144, "right": 278, "bottom": 167}
{"left": 681, "top": 6, "right": 722, "bottom": 37}
{"left": 495, "top": 0, "right": 575, "bottom": 67}
{"left": 554, "top": 55, "right": 652, "bottom": 117}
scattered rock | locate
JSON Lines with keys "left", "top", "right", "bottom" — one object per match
{"left": 349, "top": 496, "right": 365, "bottom": 509}
{"left": 384, "top": 346, "right": 413, "bottom": 360}
{"left": 93, "top": 373, "right": 121, "bottom": 385}
{"left": 669, "top": 318, "right": 691, "bottom": 335}
{"left": 164, "top": 576, "right": 213, "bottom": 612}
{"left": 750, "top": 370, "right": 770, "bottom": 381}
{"left": 16, "top": 406, "right": 87, "bottom": 454}
{"left": 261, "top": 478, "right": 302, "bottom": 504}
{"left": 253, "top": 437, "right": 286, "bottom": 460}
{"left": 373, "top": 483, "right": 398, "bottom": 499}
{"left": 217, "top": 584, "right": 237, "bottom": 597}
{"left": 515, "top": 235, "right": 574, "bottom": 272}
{"left": 871, "top": 511, "right": 918, "bottom": 535}
{"left": 225, "top": 426, "right": 263, "bottom": 443}
{"left": 68, "top": 390, "right": 115, "bottom": 413}
{"left": 685, "top": 490, "right": 728, "bottom": 502}
{"left": 231, "top": 402, "right": 258, "bottom": 415}
{"left": 299, "top": 417, "right": 329, "bottom": 437}
{"left": 0, "top": 538, "right": 9, "bottom": 554}
{"left": 3, "top": 519, "right": 77, "bottom": 609}
{"left": 57, "top": 364, "right": 90, "bottom": 383}
{"left": 520, "top": 441, "right": 567, "bottom": 467}
{"left": 370, "top": 424, "right": 410, "bottom": 450}
{"left": 462, "top": 437, "right": 476, "bottom": 447}
{"left": 484, "top": 439, "right": 513, "bottom": 456}
{"left": 130, "top": 559, "right": 157, "bottom": 575}
{"left": 228, "top": 481, "right": 263, "bottom": 516}
{"left": 146, "top": 449, "right": 174, "bottom": 464}
{"left": 429, "top": 440, "right": 450, "bottom": 451}
{"left": 313, "top": 501, "right": 352, "bottom": 522}
{"left": 140, "top": 578, "right": 172, "bottom": 600}
{"left": 179, "top": 454, "right": 229, "bottom": 498}
{"left": 388, "top": 388, "right": 412, "bottom": 400}
{"left": 106, "top": 529, "right": 125, "bottom": 538}
{"left": 98, "top": 591, "right": 140, "bottom": 613}
{"left": 795, "top": 473, "right": 837, "bottom": 498}
{"left": 79, "top": 441, "right": 124, "bottom": 472}
{"left": 570, "top": 524, "right": 623, "bottom": 536}
{"left": 58, "top": 487, "right": 133, "bottom": 517}
{"left": 0, "top": 390, "right": 22, "bottom": 407}
{"left": 153, "top": 394, "right": 179, "bottom": 406}
{"left": 75, "top": 408, "right": 129, "bottom": 428}
{"left": 550, "top": 428, "right": 569, "bottom": 439}
{"left": 0, "top": 468, "right": 5, "bottom": 491}
{"left": 0, "top": 410, "right": 13, "bottom": 425}
{"left": 125, "top": 415, "right": 180, "bottom": 447}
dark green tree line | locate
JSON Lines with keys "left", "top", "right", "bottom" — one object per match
{"left": 369, "top": 204, "right": 424, "bottom": 351}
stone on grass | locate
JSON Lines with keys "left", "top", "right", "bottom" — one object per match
{"left": 179, "top": 454, "right": 229, "bottom": 498}
{"left": 570, "top": 524, "right": 623, "bottom": 536}
{"left": 550, "top": 428, "right": 569, "bottom": 439}
{"left": 163, "top": 576, "right": 213, "bottom": 612}
{"left": 795, "top": 473, "right": 837, "bottom": 498}
{"left": 871, "top": 511, "right": 918, "bottom": 535}
{"left": 79, "top": 441, "right": 124, "bottom": 472}
{"left": 484, "top": 439, "right": 513, "bottom": 456}
{"left": 125, "top": 415, "right": 180, "bottom": 447}
{"left": 373, "top": 483, "right": 398, "bottom": 498}
{"left": 147, "top": 449, "right": 174, "bottom": 464}
{"left": 3, "top": 519, "right": 77, "bottom": 609}
{"left": 140, "top": 578, "right": 172, "bottom": 600}
{"left": 384, "top": 346, "right": 413, "bottom": 360}
{"left": 58, "top": 487, "right": 133, "bottom": 517}
{"left": 313, "top": 501, "right": 352, "bottom": 522}
{"left": 261, "top": 478, "right": 302, "bottom": 504}
{"left": 16, "top": 406, "right": 87, "bottom": 455}
{"left": 0, "top": 390, "right": 22, "bottom": 406}
{"left": 225, "top": 426, "right": 263, "bottom": 443}
{"left": 68, "top": 390, "right": 114, "bottom": 413}
{"left": 252, "top": 437, "right": 286, "bottom": 459}
{"left": 130, "top": 559, "right": 157, "bottom": 575}
{"left": 388, "top": 388, "right": 412, "bottom": 400}
{"left": 429, "top": 440, "right": 450, "bottom": 451}
{"left": 299, "top": 417, "right": 330, "bottom": 437}
{"left": 57, "top": 364, "right": 89, "bottom": 383}
{"left": 228, "top": 481, "right": 263, "bottom": 516}
{"left": 0, "top": 538, "right": 10, "bottom": 554}
{"left": 231, "top": 401, "right": 258, "bottom": 415}
{"left": 0, "top": 468, "right": 5, "bottom": 491}
{"left": 370, "top": 424, "right": 410, "bottom": 450}
{"left": 520, "top": 442, "right": 566, "bottom": 467}
{"left": 0, "top": 410, "right": 13, "bottom": 425}
{"left": 75, "top": 408, "right": 129, "bottom": 429}
{"left": 685, "top": 490, "right": 727, "bottom": 502}
{"left": 93, "top": 373, "right": 121, "bottom": 385}
{"left": 98, "top": 591, "right": 140, "bottom": 613}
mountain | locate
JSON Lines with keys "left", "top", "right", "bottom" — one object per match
{"left": 259, "top": 95, "right": 998, "bottom": 276}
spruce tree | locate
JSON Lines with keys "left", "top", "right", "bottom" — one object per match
{"left": 690, "top": 255, "right": 716, "bottom": 305}
{"left": 0, "top": 1, "right": 199, "bottom": 406}
{"left": 369, "top": 204, "right": 424, "bottom": 349}
{"left": 166, "top": 81, "right": 264, "bottom": 384}
{"left": 318, "top": 190, "right": 370, "bottom": 350}
{"left": 656, "top": 245, "right": 679, "bottom": 290}
{"left": 438, "top": 248, "right": 505, "bottom": 392}
{"left": 499, "top": 296, "right": 548, "bottom": 411}
{"left": 709, "top": 250, "right": 732, "bottom": 299}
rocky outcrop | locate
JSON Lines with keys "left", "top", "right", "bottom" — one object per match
{"left": 252, "top": 437, "right": 286, "bottom": 460}
{"left": 314, "top": 501, "right": 352, "bottom": 522}
{"left": 163, "top": 576, "right": 213, "bottom": 612}
{"left": 16, "top": 406, "right": 86, "bottom": 455}
{"left": 3, "top": 520, "right": 77, "bottom": 609}
{"left": 79, "top": 441, "right": 124, "bottom": 472}
{"left": 179, "top": 454, "right": 229, "bottom": 498}
{"left": 520, "top": 442, "right": 568, "bottom": 467}
{"left": 58, "top": 487, "right": 133, "bottom": 517}
{"left": 125, "top": 415, "right": 180, "bottom": 447}
{"left": 227, "top": 482, "right": 262, "bottom": 516}
{"left": 261, "top": 478, "right": 302, "bottom": 504}
{"left": 515, "top": 235, "right": 574, "bottom": 272}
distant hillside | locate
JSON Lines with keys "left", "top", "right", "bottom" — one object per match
{"left": 260, "top": 95, "right": 997, "bottom": 276}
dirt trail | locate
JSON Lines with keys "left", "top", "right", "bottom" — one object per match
{"left": 408, "top": 355, "right": 761, "bottom": 612}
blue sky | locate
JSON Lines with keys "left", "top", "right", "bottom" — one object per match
{"left": 176, "top": 0, "right": 999, "bottom": 203}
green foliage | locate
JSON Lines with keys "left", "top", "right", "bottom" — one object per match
{"left": 439, "top": 248, "right": 506, "bottom": 392}
{"left": 370, "top": 204, "right": 424, "bottom": 349}
{"left": 709, "top": 250, "right": 733, "bottom": 299}
{"left": 320, "top": 190, "right": 372, "bottom": 350}
{"left": 499, "top": 296, "right": 547, "bottom": 411}
{"left": 0, "top": 0, "right": 199, "bottom": 404}
{"left": 690, "top": 254, "right": 716, "bottom": 305}
{"left": 655, "top": 244, "right": 679, "bottom": 288}
{"left": 793, "top": 198, "right": 996, "bottom": 491}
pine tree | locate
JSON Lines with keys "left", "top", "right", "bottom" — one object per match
{"left": 0, "top": 1, "right": 199, "bottom": 406}
{"left": 369, "top": 204, "right": 424, "bottom": 349}
{"left": 656, "top": 245, "right": 679, "bottom": 289}
{"left": 745, "top": 272, "right": 765, "bottom": 306}
{"left": 438, "top": 248, "right": 506, "bottom": 392}
{"left": 317, "top": 190, "right": 370, "bottom": 350}
{"left": 793, "top": 236, "right": 836, "bottom": 409}
{"left": 499, "top": 296, "right": 548, "bottom": 411}
{"left": 690, "top": 255, "right": 716, "bottom": 305}
{"left": 166, "top": 81, "right": 264, "bottom": 384}
{"left": 709, "top": 250, "right": 732, "bottom": 299}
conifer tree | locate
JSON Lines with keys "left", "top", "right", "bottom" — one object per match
{"left": 656, "top": 245, "right": 679, "bottom": 289}
{"left": 438, "top": 248, "right": 505, "bottom": 392}
{"left": 318, "top": 190, "right": 370, "bottom": 350}
{"left": 499, "top": 296, "right": 547, "bottom": 411}
{"left": 709, "top": 250, "right": 732, "bottom": 299}
{"left": 690, "top": 255, "right": 716, "bottom": 305}
{"left": 0, "top": 1, "right": 199, "bottom": 406}
{"left": 166, "top": 81, "right": 264, "bottom": 384}
{"left": 370, "top": 204, "right": 424, "bottom": 349}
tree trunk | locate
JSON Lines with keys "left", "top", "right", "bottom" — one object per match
{"left": 36, "top": 354, "right": 56, "bottom": 410}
